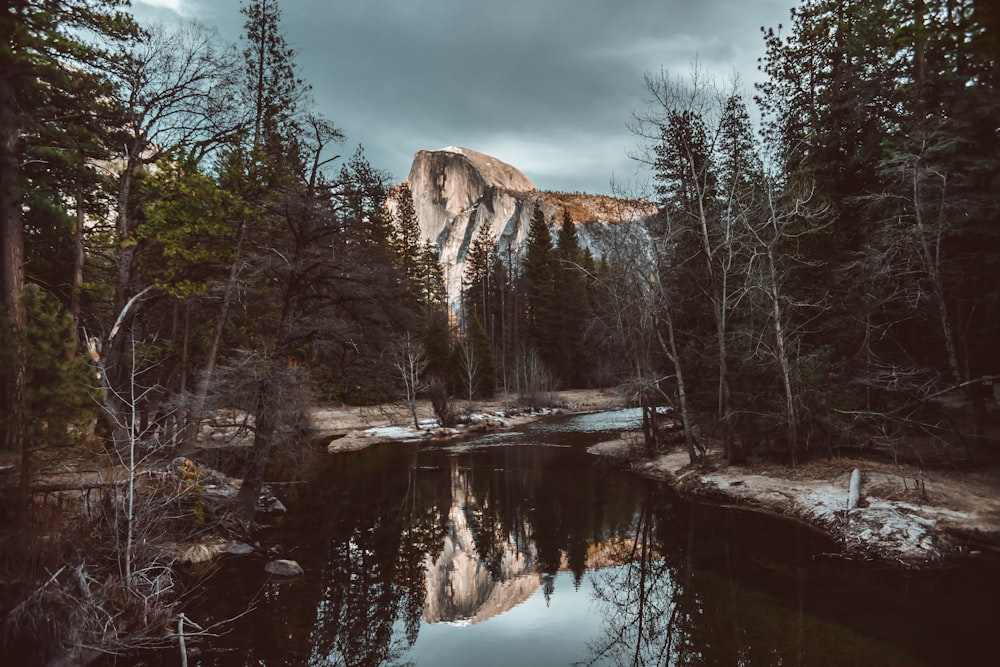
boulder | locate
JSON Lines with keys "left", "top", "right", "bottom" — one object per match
{"left": 264, "top": 497, "right": 287, "bottom": 514}
{"left": 226, "top": 542, "right": 255, "bottom": 556}
{"left": 264, "top": 559, "right": 303, "bottom": 576}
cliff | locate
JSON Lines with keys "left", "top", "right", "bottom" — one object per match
{"left": 399, "top": 147, "right": 656, "bottom": 306}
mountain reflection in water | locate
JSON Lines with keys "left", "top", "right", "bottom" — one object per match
{"left": 422, "top": 463, "right": 538, "bottom": 625}
{"left": 168, "top": 411, "right": 998, "bottom": 667}
{"left": 423, "top": 456, "right": 661, "bottom": 627}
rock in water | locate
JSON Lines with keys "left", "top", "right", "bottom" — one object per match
{"left": 264, "top": 559, "right": 303, "bottom": 576}
{"left": 226, "top": 542, "right": 255, "bottom": 556}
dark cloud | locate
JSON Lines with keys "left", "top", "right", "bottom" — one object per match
{"left": 132, "top": 0, "right": 793, "bottom": 194}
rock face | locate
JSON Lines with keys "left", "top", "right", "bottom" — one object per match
{"left": 400, "top": 146, "right": 655, "bottom": 307}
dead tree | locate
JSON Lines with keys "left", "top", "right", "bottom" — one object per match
{"left": 391, "top": 332, "right": 429, "bottom": 429}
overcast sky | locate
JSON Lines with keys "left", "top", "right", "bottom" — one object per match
{"left": 131, "top": 0, "right": 795, "bottom": 195}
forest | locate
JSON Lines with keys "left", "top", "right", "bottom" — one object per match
{"left": 1, "top": 0, "right": 997, "bottom": 661}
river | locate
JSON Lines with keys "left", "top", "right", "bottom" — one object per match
{"left": 170, "top": 408, "right": 997, "bottom": 666}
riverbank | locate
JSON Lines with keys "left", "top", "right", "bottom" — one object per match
{"left": 305, "top": 388, "right": 1000, "bottom": 567}
{"left": 589, "top": 436, "right": 1000, "bottom": 566}
{"left": 311, "top": 388, "right": 624, "bottom": 451}
{"left": 16, "top": 388, "right": 992, "bottom": 571}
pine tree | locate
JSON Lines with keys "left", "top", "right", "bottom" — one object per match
{"left": 521, "top": 204, "right": 558, "bottom": 374}
{"left": 554, "top": 210, "right": 589, "bottom": 387}
{"left": 462, "top": 222, "right": 496, "bottom": 331}
{"left": 0, "top": 284, "right": 96, "bottom": 523}
{"left": 241, "top": 0, "right": 308, "bottom": 170}
{"left": 756, "top": 0, "right": 896, "bottom": 249}
{"left": 415, "top": 241, "right": 447, "bottom": 313}
{"left": 489, "top": 247, "right": 518, "bottom": 387}
{"left": 754, "top": 0, "right": 999, "bottom": 450}
{"left": 338, "top": 145, "right": 393, "bottom": 246}
{"left": 389, "top": 182, "right": 422, "bottom": 283}
{"left": 137, "top": 156, "right": 239, "bottom": 298}
{"left": 0, "top": 0, "right": 135, "bottom": 505}
{"left": 227, "top": 0, "right": 325, "bottom": 516}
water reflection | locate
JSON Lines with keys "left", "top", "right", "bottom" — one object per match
{"left": 176, "top": 416, "right": 999, "bottom": 667}
{"left": 582, "top": 498, "right": 932, "bottom": 667}
{"left": 422, "top": 463, "right": 537, "bottom": 624}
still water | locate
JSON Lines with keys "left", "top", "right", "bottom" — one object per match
{"left": 182, "top": 409, "right": 998, "bottom": 666}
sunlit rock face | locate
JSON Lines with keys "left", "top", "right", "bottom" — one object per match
{"left": 401, "top": 147, "right": 656, "bottom": 307}
{"left": 422, "top": 464, "right": 539, "bottom": 624}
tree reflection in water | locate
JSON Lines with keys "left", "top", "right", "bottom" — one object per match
{"left": 301, "top": 448, "right": 448, "bottom": 667}
{"left": 179, "top": 437, "right": 961, "bottom": 667}
{"left": 585, "top": 495, "right": 691, "bottom": 667}
{"left": 583, "top": 488, "right": 930, "bottom": 667}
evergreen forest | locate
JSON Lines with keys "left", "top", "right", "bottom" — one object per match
{"left": 0, "top": 0, "right": 997, "bottom": 660}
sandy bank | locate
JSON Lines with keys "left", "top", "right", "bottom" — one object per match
{"left": 314, "top": 389, "right": 623, "bottom": 452}
{"left": 589, "top": 439, "right": 1000, "bottom": 566}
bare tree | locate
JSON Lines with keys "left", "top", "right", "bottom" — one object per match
{"left": 842, "top": 127, "right": 991, "bottom": 451}
{"left": 391, "top": 332, "right": 429, "bottom": 429}
{"left": 630, "top": 66, "right": 747, "bottom": 463}
{"left": 742, "top": 178, "right": 829, "bottom": 464}
{"left": 99, "top": 20, "right": 242, "bottom": 444}
{"left": 98, "top": 332, "right": 162, "bottom": 583}
{"left": 2, "top": 324, "right": 236, "bottom": 662}
{"left": 457, "top": 338, "right": 480, "bottom": 409}
{"left": 586, "top": 496, "right": 687, "bottom": 666}
{"left": 592, "top": 192, "right": 702, "bottom": 465}
{"left": 107, "top": 20, "right": 242, "bottom": 316}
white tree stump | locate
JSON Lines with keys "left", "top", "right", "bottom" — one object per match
{"left": 848, "top": 468, "right": 862, "bottom": 510}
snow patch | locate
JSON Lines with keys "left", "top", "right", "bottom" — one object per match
{"left": 360, "top": 425, "right": 427, "bottom": 441}
{"left": 802, "top": 488, "right": 943, "bottom": 562}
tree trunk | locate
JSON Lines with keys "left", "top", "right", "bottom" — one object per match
{"left": 656, "top": 321, "right": 700, "bottom": 466}
{"left": 715, "top": 310, "right": 737, "bottom": 464}
{"left": 767, "top": 245, "right": 799, "bottom": 464}
{"left": 114, "top": 161, "right": 137, "bottom": 317}
{"left": 911, "top": 164, "right": 983, "bottom": 439}
{"left": 234, "top": 382, "right": 278, "bottom": 520}
{"left": 1, "top": 68, "right": 27, "bottom": 525}
{"left": 69, "top": 183, "right": 85, "bottom": 353}
{"left": 695, "top": 172, "right": 736, "bottom": 464}
{"left": 188, "top": 220, "right": 246, "bottom": 444}
{"left": 234, "top": 268, "right": 299, "bottom": 520}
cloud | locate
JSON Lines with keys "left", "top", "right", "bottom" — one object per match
{"left": 133, "top": 0, "right": 191, "bottom": 16}
{"left": 129, "top": 0, "right": 795, "bottom": 195}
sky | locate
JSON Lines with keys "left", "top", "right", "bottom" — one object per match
{"left": 130, "top": 0, "right": 795, "bottom": 195}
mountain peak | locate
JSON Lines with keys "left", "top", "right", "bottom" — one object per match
{"left": 410, "top": 147, "right": 536, "bottom": 194}
{"left": 400, "top": 147, "right": 653, "bottom": 308}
